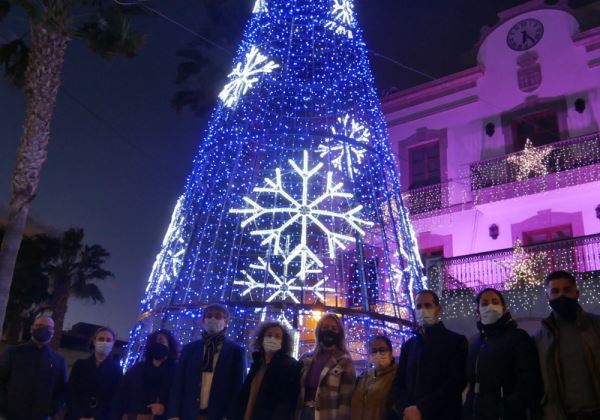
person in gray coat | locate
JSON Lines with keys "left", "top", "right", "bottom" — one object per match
{"left": 533, "top": 270, "right": 600, "bottom": 420}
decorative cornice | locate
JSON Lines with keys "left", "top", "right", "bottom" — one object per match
{"left": 386, "top": 95, "right": 479, "bottom": 127}
{"left": 573, "top": 27, "right": 600, "bottom": 52}
{"left": 381, "top": 66, "right": 483, "bottom": 114}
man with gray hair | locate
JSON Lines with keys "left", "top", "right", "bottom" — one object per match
{"left": 168, "top": 303, "right": 246, "bottom": 420}
{"left": 0, "top": 315, "right": 67, "bottom": 420}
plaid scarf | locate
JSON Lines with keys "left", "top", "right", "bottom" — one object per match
{"left": 201, "top": 329, "right": 225, "bottom": 372}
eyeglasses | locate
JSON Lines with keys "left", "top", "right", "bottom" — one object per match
{"left": 370, "top": 348, "right": 390, "bottom": 355}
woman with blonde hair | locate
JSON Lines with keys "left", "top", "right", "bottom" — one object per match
{"left": 298, "top": 313, "right": 356, "bottom": 420}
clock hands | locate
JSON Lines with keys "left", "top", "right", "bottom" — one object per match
{"left": 522, "top": 30, "right": 536, "bottom": 45}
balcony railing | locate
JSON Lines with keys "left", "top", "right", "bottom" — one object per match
{"left": 471, "top": 133, "right": 600, "bottom": 191}
{"left": 402, "top": 183, "right": 445, "bottom": 215}
{"left": 436, "top": 233, "right": 600, "bottom": 292}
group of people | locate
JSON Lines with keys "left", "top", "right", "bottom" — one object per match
{"left": 0, "top": 270, "right": 598, "bottom": 420}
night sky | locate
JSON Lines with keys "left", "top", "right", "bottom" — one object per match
{"left": 0, "top": 0, "right": 595, "bottom": 338}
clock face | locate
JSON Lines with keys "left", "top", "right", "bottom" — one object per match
{"left": 506, "top": 18, "right": 544, "bottom": 51}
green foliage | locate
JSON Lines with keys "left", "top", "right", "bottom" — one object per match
{"left": 0, "top": 40, "right": 29, "bottom": 87}
{"left": 172, "top": 0, "right": 250, "bottom": 117}
{"left": 48, "top": 228, "right": 114, "bottom": 303}
{"left": 0, "top": 0, "right": 145, "bottom": 86}
{"left": 75, "top": 5, "right": 146, "bottom": 59}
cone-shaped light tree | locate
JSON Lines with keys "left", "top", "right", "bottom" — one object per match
{"left": 124, "top": 0, "right": 425, "bottom": 367}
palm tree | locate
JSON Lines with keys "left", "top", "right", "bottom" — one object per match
{"left": 47, "top": 228, "right": 113, "bottom": 348}
{"left": 0, "top": 0, "right": 144, "bottom": 329}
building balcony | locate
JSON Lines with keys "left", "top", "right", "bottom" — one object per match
{"left": 402, "top": 133, "right": 600, "bottom": 217}
{"left": 471, "top": 132, "right": 600, "bottom": 204}
{"left": 428, "top": 233, "right": 600, "bottom": 293}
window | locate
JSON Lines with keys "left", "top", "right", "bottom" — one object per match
{"left": 512, "top": 110, "right": 560, "bottom": 150}
{"left": 523, "top": 225, "right": 572, "bottom": 245}
{"left": 408, "top": 142, "right": 440, "bottom": 189}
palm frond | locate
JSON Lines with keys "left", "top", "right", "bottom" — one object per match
{"left": 74, "top": 5, "right": 144, "bottom": 59}
{"left": 71, "top": 281, "right": 104, "bottom": 303}
{"left": 0, "top": 0, "right": 10, "bottom": 21}
{"left": 0, "top": 40, "right": 29, "bottom": 87}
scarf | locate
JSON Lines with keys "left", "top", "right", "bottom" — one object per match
{"left": 201, "top": 329, "right": 226, "bottom": 372}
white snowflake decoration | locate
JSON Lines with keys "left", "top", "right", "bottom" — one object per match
{"left": 145, "top": 196, "right": 186, "bottom": 299}
{"left": 317, "top": 114, "right": 370, "bottom": 178}
{"left": 253, "top": 0, "right": 267, "bottom": 13}
{"left": 219, "top": 46, "right": 279, "bottom": 108}
{"left": 325, "top": 0, "right": 356, "bottom": 39}
{"left": 235, "top": 256, "right": 335, "bottom": 303}
{"left": 230, "top": 150, "right": 373, "bottom": 280}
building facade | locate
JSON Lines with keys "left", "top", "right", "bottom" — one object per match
{"left": 382, "top": 0, "right": 600, "bottom": 334}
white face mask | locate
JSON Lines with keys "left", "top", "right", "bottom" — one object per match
{"left": 262, "top": 336, "right": 282, "bottom": 353}
{"left": 479, "top": 305, "right": 504, "bottom": 325}
{"left": 371, "top": 353, "right": 393, "bottom": 369}
{"left": 204, "top": 317, "right": 226, "bottom": 334}
{"left": 95, "top": 341, "right": 114, "bottom": 356}
{"left": 415, "top": 309, "right": 438, "bottom": 327}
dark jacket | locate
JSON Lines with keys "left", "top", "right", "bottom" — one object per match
{"left": 232, "top": 351, "right": 302, "bottom": 420}
{"left": 533, "top": 309, "right": 600, "bottom": 420}
{"left": 112, "top": 358, "right": 176, "bottom": 420}
{"left": 65, "top": 354, "right": 122, "bottom": 420}
{"left": 463, "top": 312, "right": 542, "bottom": 420}
{"left": 0, "top": 341, "right": 67, "bottom": 420}
{"left": 168, "top": 338, "right": 246, "bottom": 420}
{"left": 390, "top": 321, "right": 467, "bottom": 420}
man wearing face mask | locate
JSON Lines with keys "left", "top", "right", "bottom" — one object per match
{"left": 390, "top": 290, "right": 467, "bottom": 420}
{"left": 534, "top": 271, "right": 600, "bottom": 420}
{"left": 0, "top": 315, "right": 67, "bottom": 420}
{"left": 168, "top": 303, "right": 246, "bottom": 420}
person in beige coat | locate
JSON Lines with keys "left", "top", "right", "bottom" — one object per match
{"left": 351, "top": 335, "right": 396, "bottom": 420}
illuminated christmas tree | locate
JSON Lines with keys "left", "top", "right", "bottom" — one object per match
{"left": 123, "top": 0, "right": 425, "bottom": 367}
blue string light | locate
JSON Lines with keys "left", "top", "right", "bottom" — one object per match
{"left": 123, "top": 0, "right": 425, "bottom": 368}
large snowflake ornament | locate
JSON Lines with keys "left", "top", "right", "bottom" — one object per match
{"left": 317, "top": 114, "right": 370, "bottom": 178}
{"left": 230, "top": 150, "right": 373, "bottom": 280}
{"left": 235, "top": 256, "right": 335, "bottom": 303}
{"left": 219, "top": 46, "right": 279, "bottom": 108}
{"left": 145, "top": 196, "right": 187, "bottom": 300}
{"left": 325, "top": 0, "right": 356, "bottom": 39}
{"left": 253, "top": 0, "right": 267, "bottom": 13}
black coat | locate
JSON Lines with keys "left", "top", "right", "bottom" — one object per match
{"left": 112, "top": 359, "right": 176, "bottom": 420}
{"left": 167, "top": 338, "right": 246, "bottom": 420}
{"left": 463, "top": 312, "right": 542, "bottom": 420}
{"left": 65, "top": 354, "right": 122, "bottom": 420}
{"left": 391, "top": 321, "right": 467, "bottom": 420}
{"left": 0, "top": 341, "right": 67, "bottom": 420}
{"left": 232, "top": 351, "right": 303, "bottom": 420}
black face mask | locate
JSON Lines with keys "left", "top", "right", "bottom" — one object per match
{"left": 549, "top": 295, "right": 580, "bottom": 322}
{"left": 31, "top": 326, "right": 53, "bottom": 344}
{"left": 148, "top": 342, "right": 169, "bottom": 360}
{"left": 318, "top": 330, "right": 341, "bottom": 347}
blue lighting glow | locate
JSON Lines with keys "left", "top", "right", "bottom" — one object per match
{"left": 123, "top": 0, "right": 425, "bottom": 368}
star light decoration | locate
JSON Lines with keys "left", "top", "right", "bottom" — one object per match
{"left": 507, "top": 138, "right": 553, "bottom": 181}
{"left": 253, "top": 0, "right": 267, "bottom": 13}
{"left": 325, "top": 0, "right": 356, "bottom": 39}
{"left": 144, "top": 196, "right": 186, "bottom": 302}
{"left": 317, "top": 114, "right": 370, "bottom": 179}
{"left": 219, "top": 46, "right": 279, "bottom": 108}
{"left": 230, "top": 150, "right": 373, "bottom": 282}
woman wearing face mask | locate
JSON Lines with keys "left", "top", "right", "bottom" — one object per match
{"left": 298, "top": 313, "right": 356, "bottom": 420}
{"left": 350, "top": 336, "right": 395, "bottom": 420}
{"left": 463, "top": 288, "right": 542, "bottom": 420}
{"left": 232, "top": 321, "right": 302, "bottom": 420}
{"left": 65, "top": 327, "right": 122, "bottom": 420}
{"left": 112, "top": 330, "right": 178, "bottom": 420}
